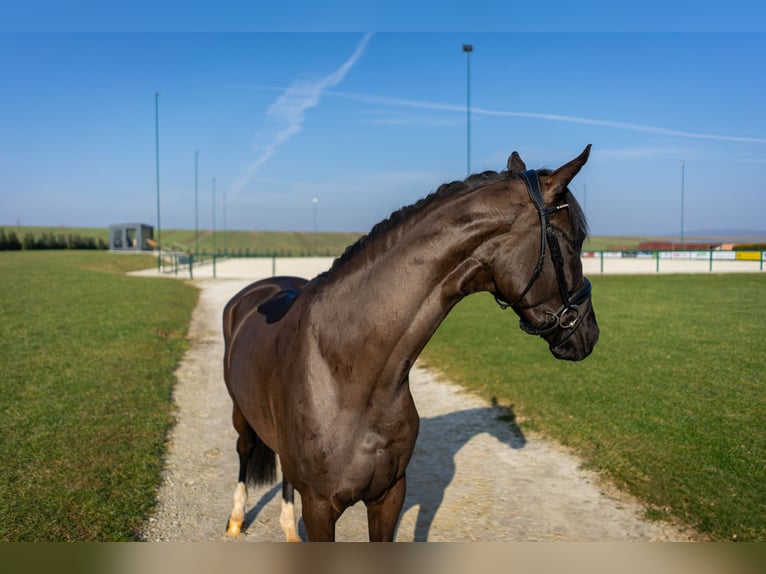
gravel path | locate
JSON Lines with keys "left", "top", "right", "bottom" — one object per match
{"left": 138, "top": 264, "right": 693, "bottom": 542}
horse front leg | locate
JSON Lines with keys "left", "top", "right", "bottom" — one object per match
{"left": 365, "top": 474, "right": 406, "bottom": 542}
{"left": 300, "top": 492, "right": 341, "bottom": 542}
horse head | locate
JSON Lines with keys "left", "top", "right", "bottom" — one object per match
{"left": 483, "top": 145, "right": 598, "bottom": 361}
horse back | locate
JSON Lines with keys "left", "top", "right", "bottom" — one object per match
{"left": 223, "top": 276, "right": 308, "bottom": 356}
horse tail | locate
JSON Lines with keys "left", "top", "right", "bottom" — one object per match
{"left": 232, "top": 402, "right": 277, "bottom": 487}
{"left": 246, "top": 431, "right": 277, "bottom": 487}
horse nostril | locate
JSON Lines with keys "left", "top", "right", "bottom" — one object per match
{"left": 550, "top": 315, "right": 599, "bottom": 362}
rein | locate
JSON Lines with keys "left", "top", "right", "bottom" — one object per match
{"left": 494, "top": 170, "right": 592, "bottom": 337}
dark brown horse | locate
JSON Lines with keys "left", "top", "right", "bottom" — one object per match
{"left": 223, "top": 146, "right": 599, "bottom": 541}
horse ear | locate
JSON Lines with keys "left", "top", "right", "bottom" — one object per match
{"left": 507, "top": 151, "right": 526, "bottom": 173}
{"left": 544, "top": 144, "right": 591, "bottom": 200}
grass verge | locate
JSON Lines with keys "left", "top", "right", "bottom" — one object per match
{"left": 0, "top": 251, "right": 198, "bottom": 541}
{"left": 7, "top": 225, "right": 733, "bottom": 255}
{"left": 422, "top": 273, "right": 766, "bottom": 541}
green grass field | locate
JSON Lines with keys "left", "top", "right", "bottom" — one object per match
{"left": 2, "top": 247, "right": 764, "bottom": 541}
{"left": 0, "top": 251, "right": 198, "bottom": 541}
{"left": 421, "top": 274, "right": 766, "bottom": 541}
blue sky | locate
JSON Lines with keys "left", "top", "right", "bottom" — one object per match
{"left": 2, "top": 6, "right": 765, "bottom": 236}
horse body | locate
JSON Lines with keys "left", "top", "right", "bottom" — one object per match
{"left": 223, "top": 146, "right": 599, "bottom": 541}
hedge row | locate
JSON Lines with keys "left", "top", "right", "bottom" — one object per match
{"left": 0, "top": 229, "right": 108, "bottom": 251}
{"left": 732, "top": 243, "right": 766, "bottom": 251}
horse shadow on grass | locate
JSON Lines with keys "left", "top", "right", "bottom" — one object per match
{"left": 242, "top": 400, "right": 526, "bottom": 541}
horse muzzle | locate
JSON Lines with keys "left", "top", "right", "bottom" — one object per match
{"left": 547, "top": 302, "right": 599, "bottom": 361}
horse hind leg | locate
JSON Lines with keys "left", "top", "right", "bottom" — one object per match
{"left": 226, "top": 481, "right": 247, "bottom": 537}
{"left": 225, "top": 404, "right": 255, "bottom": 536}
{"left": 226, "top": 403, "right": 277, "bottom": 536}
{"left": 280, "top": 479, "right": 301, "bottom": 542}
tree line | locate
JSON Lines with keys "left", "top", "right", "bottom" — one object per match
{"left": 0, "top": 229, "right": 108, "bottom": 251}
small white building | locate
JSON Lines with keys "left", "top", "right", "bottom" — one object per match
{"left": 109, "top": 223, "right": 154, "bottom": 251}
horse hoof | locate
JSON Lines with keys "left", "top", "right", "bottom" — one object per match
{"left": 226, "top": 519, "right": 242, "bottom": 536}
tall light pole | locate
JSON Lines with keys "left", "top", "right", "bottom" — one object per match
{"left": 312, "top": 197, "right": 319, "bottom": 254}
{"left": 680, "top": 161, "right": 685, "bottom": 244}
{"left": 582, "top": 182, "right": 590, "bottom": 249}
{"left": 212, "top": 177, "right": 217, "bottom": 256}
{"left": 463, "top": 44, "right": 473, "bottom": 177}
{"left": 155, "top": 91, "right": 161, "bottom": 272}
{"left": 583, "top": 183, "right": 588, "bottom": 217}
{"left": 223, "top": 191, "right": 228, "bottom": 255}
{"left": 194, "top": 150, "right": 199, "bottom": 257}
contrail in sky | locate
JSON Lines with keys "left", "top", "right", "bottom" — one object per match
{"left": 232, "top": 33, "right": 374, "bottom": 195}
{"left": 329, "top": 90, "right": 766, "bottom": 145}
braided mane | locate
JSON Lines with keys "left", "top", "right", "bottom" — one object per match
{"left": 322, "top": 166, "right": 587, "bottom": 277}
{"left": 324, "top": 170, "right": 511, "bottom": 276}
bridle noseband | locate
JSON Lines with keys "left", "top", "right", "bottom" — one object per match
{"left": 494, "top": 170, "right": 593, "bottom": 338}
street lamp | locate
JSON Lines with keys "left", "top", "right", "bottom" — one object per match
{"left": 583, "top": 182, "right": 588, "bottom": 217}
{"left": 462, "top": 44, "right": 473, "bottom": 177}
{"left": 212, "top": 177, "right": 217, "bottom": 256}
{"left": 155, "top": 91, "right": 161, "bottom": 272}
{"left": 680, "top": 161, "right": 685, "bottom": 244}
{"left": 223, "top": 192, "right": 228, "bottom": 255}
{"left": 194, "top": 150, "right": 199, "bottom": 257}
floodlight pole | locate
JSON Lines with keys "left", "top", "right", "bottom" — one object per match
{"left": 582, "top": 182, "right": 590, "bottom": 249}
{"left": 223, "top": 192, "right": 228, "bottom": 255}
{"left": 155, "top": 91, "right": 162, "bottom": 272}
{"left": 680, "top": 161, "right": 685, "bottom": 244}
{"left": 195, "top": 150, "right": 199, "bottom": 257}
{"left": 583, "top": 183, "right": 588, "bottom": 216}
{"left": 463, "top": 44, "right": 473, "bottom": 177}
{"left": 212, "top": 177, "right": 217, "bottom": 256}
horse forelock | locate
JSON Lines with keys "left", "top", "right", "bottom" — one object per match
{"left": 534, "top": 168, "right": 589, "bottom": 243}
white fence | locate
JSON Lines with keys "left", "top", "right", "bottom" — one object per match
{"left": 137, "top": 252, "right": 766, "bottom": 281}
{"left": 582, "top": 250, "right": 766, "bottom": 274}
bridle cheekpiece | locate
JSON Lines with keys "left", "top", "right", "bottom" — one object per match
{"left": 494, "top": 170, "right": 593, "bottom": 337}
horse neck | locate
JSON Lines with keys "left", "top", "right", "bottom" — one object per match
{"left": 312, "top": 190, "right": 507, "bottom": 379}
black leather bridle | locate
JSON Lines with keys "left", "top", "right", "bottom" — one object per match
{"left": 494, "top": 169, "right": 593, "bottom": 337}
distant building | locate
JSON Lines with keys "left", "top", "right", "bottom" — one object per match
{"left": 638, "top": 241, "right": 723, "bottom": 251}
{"left": 109, "top": 223, "right": 155, "bottom": 251}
